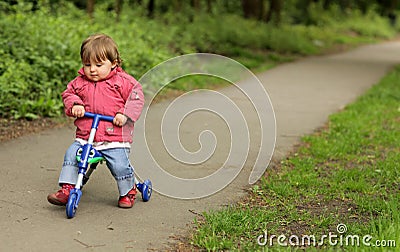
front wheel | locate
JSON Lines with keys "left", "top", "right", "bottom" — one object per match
{"left": 66, "top": 193, "right": 78, "bottom": 218}
{"left": 141, "top": 179, "right": 152, "bottom": 202}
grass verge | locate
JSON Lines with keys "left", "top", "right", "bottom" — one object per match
{"left": 189, "top": 66, "right": 400, "bottom": 251}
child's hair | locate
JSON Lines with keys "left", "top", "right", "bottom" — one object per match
{"left": 80, "top": 33, "right": 122, "bottom": 66}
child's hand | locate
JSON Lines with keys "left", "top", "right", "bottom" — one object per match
{"left": 72, "top": 105, "right": 85, "bottom": 117}
{"left": 114, "top": 113, "right": 128, "bottom": 127}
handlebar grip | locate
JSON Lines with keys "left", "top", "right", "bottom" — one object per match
{"left": 84, "top": 112, "right": 96, "bottom": 118}
{"left": 84, "top": 112, "right": 114, "bottom": 122}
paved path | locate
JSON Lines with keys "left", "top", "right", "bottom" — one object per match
{"left": 1, "top": 41, "right": 399, "bottom": 252}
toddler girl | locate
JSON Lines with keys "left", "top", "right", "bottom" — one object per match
{"left": 47, "top": 33, "right": 144, "bottom": 208}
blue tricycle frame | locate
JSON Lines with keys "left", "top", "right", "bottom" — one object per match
{"left": 66, "top": 112, "right": 152, "bottom": 219}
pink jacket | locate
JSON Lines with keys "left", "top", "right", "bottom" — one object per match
{"left": 62, "top": 67, "right": 144, "bottom": 143}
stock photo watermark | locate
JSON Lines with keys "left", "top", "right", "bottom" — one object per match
{"left": 257, "top": 223, "right": 397, "bottom": 248}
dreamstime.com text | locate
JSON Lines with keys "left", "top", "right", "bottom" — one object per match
{"left": 257, "top": 224, "right": 397, "bottom": 248}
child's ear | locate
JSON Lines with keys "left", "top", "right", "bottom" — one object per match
{"left": 112, "top": 60, "right": 118, "bottom": 68}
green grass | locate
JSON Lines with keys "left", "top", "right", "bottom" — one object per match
{"left": 191, "top": 67, "right": 400, "bottom": 251}
{"left": 1, "top": 2, "right": 398, "bottom": 119}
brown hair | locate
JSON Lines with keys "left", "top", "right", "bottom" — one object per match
{"left": 80, "top": 34, "right": 122, "bottom": 66}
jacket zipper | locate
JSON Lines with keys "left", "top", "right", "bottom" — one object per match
{"left": 92, "top": 82, "right": 97, "bottom": 113}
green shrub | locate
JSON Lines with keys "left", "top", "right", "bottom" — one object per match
{"left": 0, "top": 1, "right": 397, "bottom": 119}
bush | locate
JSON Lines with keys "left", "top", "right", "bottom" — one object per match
{"left": 0, "top": 1, "right": 397, "bottom": 119}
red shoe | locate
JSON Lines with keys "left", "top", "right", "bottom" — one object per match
{"left": 47, "top": 184, "right": 74, "bottom": 206}
{"left": 118, "top": 186, "right": 137, "bottom": 208}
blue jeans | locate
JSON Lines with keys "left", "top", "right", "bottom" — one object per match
{"left": 58, "top": 141, "right": 135, "bottom": 196}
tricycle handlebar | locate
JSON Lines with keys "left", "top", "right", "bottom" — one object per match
{"left": 84, "top": 112, "right": 114, "bottom": 123}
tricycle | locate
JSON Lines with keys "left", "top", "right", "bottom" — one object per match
{"left": 66, "top": 112, "right": 152, "bottom": 219}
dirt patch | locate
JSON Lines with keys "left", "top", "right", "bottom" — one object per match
{"left": 0, "top": 117, "right": 69, "bottom": 142}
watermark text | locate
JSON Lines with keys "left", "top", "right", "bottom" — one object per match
{"left": 257, "top": 224, "right": 396, "bottom": 248}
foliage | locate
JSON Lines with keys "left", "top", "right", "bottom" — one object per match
{"left": 0, "top": 3, "right": 81, "bottom": 119}
{"left": 0, "top": 1, "right": 398, "bottom": 119}
{"left": 192, "top": 66, "right": 400, "bottom": 251}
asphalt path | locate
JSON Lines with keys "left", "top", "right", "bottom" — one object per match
{"left": 1, "top": 41, "right": 399, "bottom": 251}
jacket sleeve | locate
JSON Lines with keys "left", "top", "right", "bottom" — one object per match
{"left": 118, "top": 75, "right": 145, "bottom": 122}
{"left": 62, "top": 78, "right": 84, "bottom": 117}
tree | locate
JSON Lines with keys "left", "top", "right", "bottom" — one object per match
{"left": 265, "top": 0, "right": 282, "bottom": 24}
{"left": 241, "top": 0, "right": 283, "bottom": 24}
{"left": 147, "top": 0, "right": 155, "bottom": 18}
{"left": 242, "top": 0, "right": 264, "bottom": 20}
{"left": 191, "top": 0, "right": 200, "bottom": 11}
{"left": 115, "top": 0, "right": 122, "bottom": 22}
{"left": 206, "top": 0, "right": 213, "bottom": 13}
{"left": 87, "top": 0, "right": 95, "bottom": 19}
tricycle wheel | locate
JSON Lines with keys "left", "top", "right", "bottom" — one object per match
{"left": 66, "top": 193, "right": 78, "bottom": 218}
{"left": 141, "top": 179, "right": 152, "bottom": 202}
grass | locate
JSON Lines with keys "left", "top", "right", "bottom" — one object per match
{"left": 1, "top": 1, "right": 399, "bottom": 119}
{"left": 189, "top": 66, "right": 400, "bottom": 251}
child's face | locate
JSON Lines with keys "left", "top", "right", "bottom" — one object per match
{"left": 83, "top": 59, "right": 117, "bottom": 82}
